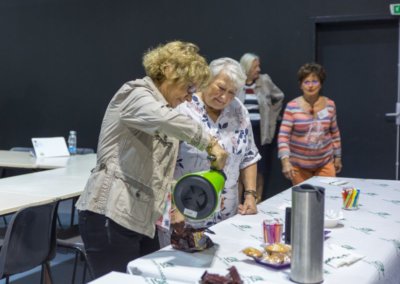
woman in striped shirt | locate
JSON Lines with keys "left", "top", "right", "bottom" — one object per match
{"left": 278, "top": 63, "right": 342, "bottom": 185}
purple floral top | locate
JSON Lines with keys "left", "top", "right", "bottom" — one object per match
{"left": 174, "top": 94, "right": 261, "bottom": 228}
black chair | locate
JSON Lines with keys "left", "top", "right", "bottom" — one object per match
{"left": 1, "top": 215, "right": 7, "bottom": 227}
{"left": 57, "top": 226, "right": 93, "bottom": 284}
{"left": 0, "top": 223, "right": 7, "bottom": 241}
{"left": 0, "top": 201, "right": 58, "bottom": 284}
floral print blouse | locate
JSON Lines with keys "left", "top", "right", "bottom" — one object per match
{"left": 174, "top": 94, "right": 261, "bottom": 228}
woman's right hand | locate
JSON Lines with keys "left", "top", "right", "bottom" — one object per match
{"left": 207, "top": 138, "right": 228, "bottom": 170}
{"left": 281, "top": 158, "right": 295, "bottom": 180}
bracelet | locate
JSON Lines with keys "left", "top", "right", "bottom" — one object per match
{"left": 244, "top": 190, "right": 257, "bottom": 199}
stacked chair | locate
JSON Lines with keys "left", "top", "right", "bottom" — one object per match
{"left": 0, "top": 201, "right": 58, "bottom": 284}
{"left": 56, "top": 224, "right": 93, "bottom": 283}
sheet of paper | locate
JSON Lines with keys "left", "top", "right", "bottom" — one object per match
{"left": 31, "top": 137, "right": 70, "bottom": 158}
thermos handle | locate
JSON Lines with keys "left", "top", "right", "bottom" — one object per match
{"left": 284, "top": 207, "right": 291, "bottom": 244}
{"left": 297, "top": 183, "right": 325, "bottom": 202}
{"left": 298, "top": 183, "right": 317, "bottom": 190}
{"left": 316, "top": 187, "right": 324, "bottom": 202}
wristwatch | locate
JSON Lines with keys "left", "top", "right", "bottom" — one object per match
{"left": 244, "top": 190, "right": 257, "bottom": 199}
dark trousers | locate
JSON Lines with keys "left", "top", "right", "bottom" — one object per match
{"left": 251, "top": 120, "right": 269, "bottom": 199}
{"left": 78, "top": 210, "right": 160, "bottom": 279}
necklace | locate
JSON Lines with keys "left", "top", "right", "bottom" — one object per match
{"left": 302, "top": 96, "right": 319, "bottom": 116}
{"left": 303, "top": 95, "right": 318, "bottom": 106}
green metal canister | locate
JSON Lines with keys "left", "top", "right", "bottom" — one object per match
{"left": 173, "top": 169, "right": 226, "bottom": 220}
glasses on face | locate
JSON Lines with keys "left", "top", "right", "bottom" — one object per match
{"left": 303, "top": 80, "right": 320, "bottom": 87}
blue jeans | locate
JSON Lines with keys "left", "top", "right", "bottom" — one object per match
{"left": 78, "top": 210, "right": 159, "bottom": 278}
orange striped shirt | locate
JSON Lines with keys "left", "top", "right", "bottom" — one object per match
{"left": 278, "top": 96, "right": 341, "bottom": 169}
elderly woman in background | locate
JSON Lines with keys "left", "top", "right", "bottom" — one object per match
{"left": 278, "top": 63, "right": 342, "bottom": 185}
{"left": 76, "top": 41, "right": 227, "bottom": 277}
{"left": 239, "top": 53, "right": 284, "bottom": 202}
{"left": 158, "top": 57, "right": 260, "bottom": 246}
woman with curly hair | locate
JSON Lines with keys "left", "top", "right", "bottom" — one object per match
{"left": 76, "top": 41, "right": 228, "bottom": 277}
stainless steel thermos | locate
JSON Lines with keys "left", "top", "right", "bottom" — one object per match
{"left": 290, "top": 184, "right": 325, "bottom": 284}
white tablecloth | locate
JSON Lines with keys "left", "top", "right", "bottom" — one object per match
{"left": 88, "top": 271, "right": 187, "bottom": 284}
{"left": 127, "top": 177, "right": 400, "bottom": 284}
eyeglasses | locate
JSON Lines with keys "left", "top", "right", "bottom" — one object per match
{"left": 302, "top": 80, "right": 320, "bottom": 87}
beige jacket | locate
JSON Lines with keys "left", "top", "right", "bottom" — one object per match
{"left": 239, "top": 74, "right": 284, "bottom": 145}
{"left": 76, "top": 77, "right": 209, "bottom": 238}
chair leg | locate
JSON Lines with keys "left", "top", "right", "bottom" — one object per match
{"left": 42, "top": 262, "right": 54, "bottom": 284}
{"left": 82, "top": 261, "right": 88, "bottom": 284}
{"left": 70, "top": 197, "right": 78, "bottom": 227}
{"left": 71, "top": 251, "right": 79, "bottom": 284}
{"left": 40, "top": 264, "right": 44, "bottom": 284}
{"left": 1, "top": 168, "right": 6, "bottom": 178}
{"left": 57, "top": 213, "right": 63, "bottom": 229}
{"left": 82, "top": 252, "right": 94, "bottom": 281}
{"left": 81, "top": 250, "right": 94, "bottom": 283}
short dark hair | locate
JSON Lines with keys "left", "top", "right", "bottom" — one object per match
{"left": 297, "top": 63, "right": 326, "bottom": 85}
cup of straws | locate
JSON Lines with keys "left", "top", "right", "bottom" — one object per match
{"left": 341, "top": 187, "right": 360, "bottom": 210}
{"left": 263, "top": 219, "right": 283, "bottom": 243}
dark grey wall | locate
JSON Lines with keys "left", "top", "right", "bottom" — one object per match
{"left": 0, "top": 0, "right": 398, "bottom": 197}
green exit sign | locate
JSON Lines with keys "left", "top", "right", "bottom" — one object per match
{"left": 390, "top": 4, "right": 400, "bottom": 15}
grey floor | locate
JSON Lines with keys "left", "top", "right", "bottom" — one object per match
{"left": 0, "top": 200, "right": 94, "bottom": 284}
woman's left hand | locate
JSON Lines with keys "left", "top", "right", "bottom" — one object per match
{"left": 334, "top": 157, "right": 342, "bottom": 173}
{"left": 238, "top": 195, "right": 258, "bottom": 215}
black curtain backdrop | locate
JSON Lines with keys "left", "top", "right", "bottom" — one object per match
{"left": 0, "top": 0, "right": 398, "bottom": 198}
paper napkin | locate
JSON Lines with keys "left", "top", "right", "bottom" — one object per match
{"left": 324, "top": 244, "right": 365, "bottom": 268}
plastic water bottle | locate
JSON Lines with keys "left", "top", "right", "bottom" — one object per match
{"left": 68, "top": 130, "right": 77, "bottom": 155}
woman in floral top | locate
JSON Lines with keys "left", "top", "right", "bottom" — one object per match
{"left": 159, "top": 58, "right": 261, "bottom": 246}
{"left": 157, "top": 58, "right": 261, "bottom": 245}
